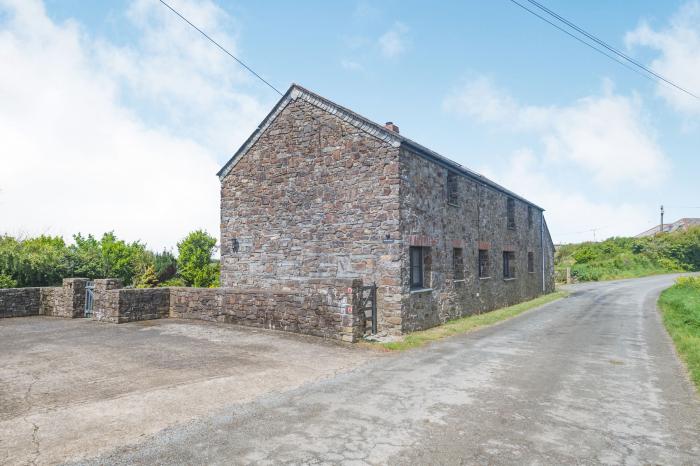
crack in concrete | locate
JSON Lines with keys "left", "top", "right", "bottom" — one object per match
{"left": 22, "top": 376, "right": 41, "bottom": 466}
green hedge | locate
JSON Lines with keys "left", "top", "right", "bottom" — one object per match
{"left": 658, "top": 277, "right": 700, "bottom": 390}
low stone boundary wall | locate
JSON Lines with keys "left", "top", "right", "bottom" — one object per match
{"left": 1, "top": 277, "right": 366, "bottom": 342}
{"left": 0, "top": 288, "right": 42, "bottom": 318}
{"left": 0, "top": 278, "right": 89, "bottom": 319}
{"left": 170, "top": 282, "right": 359, "bottom": 341}
{"left": 95, "top": 288, "right": 170, "bottom": 323}
{"left": 39, "top": 287, "right": 63, "bottom": 316}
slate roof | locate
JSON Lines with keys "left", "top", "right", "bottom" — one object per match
{"left": 635, "top": 218, "right": 700, "bottom": 238}
{"left": 218, "top": 83, "right": 544, "bottom": 211}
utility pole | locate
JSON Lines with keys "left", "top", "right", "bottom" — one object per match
{"left": 660, "top": 205, "right": 664, "bottom": 234}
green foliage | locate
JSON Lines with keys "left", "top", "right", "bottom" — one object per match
{"left": 159, "top": 277, "right": 186, "bottom": 287}
{"left": 675, "top": 276, "right": 700, "bottom": 290}
{"left": 659, "top": 279, "right": 700, "bottom": 390}
{"left": 63, "top": 232, "right": 150, "bottom": 285}
{"left": 556, "top": 227, "right": 700, "bottom": 282}
{"left": 177, "top": 230, "right": 219, "bottom": 287}
{"left": 135, "top": 265, "right": 159, "bottom": 288}
{"left": 0, "top": 230, "right": 215, "bottom": 288}
{"left": 0, "top": 235, "right": 68, "bottom": 287}
{"left": 0, "top": 273, "right": 17, "bottom": 288}
{"left": 154, "top": 250, "right": 177, "bottom": 283}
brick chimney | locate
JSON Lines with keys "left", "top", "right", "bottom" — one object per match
{"left": 384, "top": 122, "right": 399, "bottom": 134}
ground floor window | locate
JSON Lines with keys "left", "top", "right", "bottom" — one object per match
{"left": 503, "top": 251, "right": 516, "bottom": 279}
{"left": 453, "top": 248, "right": 464, "bottom": 280}
{"left": 410, "top": 246, "right": 431, "bottom": 289}
{"left": 528, "top": 251, "right": 535, "bottom": 273}
{"left": 478, "top": 249, "right": 490, "bottom": 278}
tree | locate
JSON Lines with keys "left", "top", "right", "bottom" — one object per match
{"left": 0, "top": 235, "right": 68, "bottom": 287}
{"left": 135, "top": 265, "right": 159, "bottom": 288}
{"left": 177, "top": 230, "right": 219, "bottom": 287}
{"left": 154, "top": 249, "right": 177, "bottom": 282}
{"left": 65, "top": 232, "right": 151, "bottom": 286}
{"left": 67, "top": 234, "right": 104, "bottom": 279}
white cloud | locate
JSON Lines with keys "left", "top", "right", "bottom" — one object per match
{"left": 340, "top": 58, "right": 363, "bottom": 71}
{"left": 444, "top": 77, "right": 669, "bottom": 187}
{"left": 0, "top": 0, "right": 267, "bottom": 250}
{"left": 625, "top": 1, "right": 700, "bottom": 115}
{"left": 378, "top": 22, "right": 408, "bottom": 58}
{"left": 480, "top": 150, "right": 651, "bottom": 244}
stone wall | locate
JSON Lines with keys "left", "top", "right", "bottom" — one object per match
{"left": 39, "top": 287, "right": 63, "bottom": 316}
{"left": 399, "top": 147, "right": 555, "bottom": 332}
{"left": 93, "top": 285, "right": 169, "bottom": 324}
{"left": 1, "top": 279, "right": 89, "bottom": 319}
{"left": 52, "top": 278, "right": 88, "bottom": 318}
{"left": 92, "top": 279, "right": 124, "bottom": 322}
{"left": 0, "top": 288, "right": 41, "bottom": 318}
{"left": 219, "top": 97, "right": 402, "bottom": 335}
{"left": 114, "top": 288, "right": 170, "bottom": 323}
{"left": 170, "top": 281, "right": 359, "bottom": 341}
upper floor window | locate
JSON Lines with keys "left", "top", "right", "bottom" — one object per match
{"left": 528, "top": 251, "right": 535, "bottom": 273}
{"left": 527, "top": 206, "right": 533, "bottom": 229}
{"left": 447, "top": 172, "right": 458, "bottom": 206}
{"left": 478, "top": 249, "right": 490, "bottom": 278}
{"left": 507, "top": 198, "right": 516, "bottom": 230}
{"left": 453, "top": 248, "right": 464, "bottom": 280}
{"left": 503, "top": 251, "right": 516, "bottom": 279}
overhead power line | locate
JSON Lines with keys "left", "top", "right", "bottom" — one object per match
{"left": 507, "top": 1, "right": 655, "bottom": 85}
{"left": 508, "top": 0, "right": 700, "bottom": 100}
{"left": 157, "top": 0, "right": 283, "bottom": 96}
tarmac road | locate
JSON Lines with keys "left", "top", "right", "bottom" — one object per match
{"left": 76, "top": 274, "right": 700, "bottom": 465}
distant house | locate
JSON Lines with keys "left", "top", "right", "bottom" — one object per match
{"left": 217, "top": 84, "right": 555, "bottom": 336}
{"left": 635, "top": 218, "right": 700, "bottom": 238}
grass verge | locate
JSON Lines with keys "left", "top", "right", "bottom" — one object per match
{"left": 369, "top": 290, "right": 568, "bottom": 352}
{"left": 658, "top": 276, "right": 700, "bottom": 391}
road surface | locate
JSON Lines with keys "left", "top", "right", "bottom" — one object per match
{"left": 76, "top": 274, "right": 700, "bottom": 465}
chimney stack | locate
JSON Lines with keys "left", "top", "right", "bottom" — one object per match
{"left": 384, "top": 122, "right": 399, "bottom": 134}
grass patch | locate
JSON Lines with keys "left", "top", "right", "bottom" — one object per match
{"left": 658, "top": 276, "right": 700, "bottom": 391}
{"left": 373, "top": 291, "right": 568, "bottom": 351}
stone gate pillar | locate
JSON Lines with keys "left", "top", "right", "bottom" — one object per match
{"left": 92, "top": 279, "right": 124, "bottom": 322}
{"left": 60, "top": 278, "right": 89, "bottom": 318}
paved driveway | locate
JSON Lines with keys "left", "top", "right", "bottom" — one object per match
{"left": 74, "top": 274, "right": 700, "bottom": 465}
{"left": 0, "top": 318, "right": 376, "bottom": 465}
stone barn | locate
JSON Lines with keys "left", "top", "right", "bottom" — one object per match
{"left": 218, "top": 84, "right": 555, "bottom": 336}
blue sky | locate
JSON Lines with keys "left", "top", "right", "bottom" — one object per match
{"left": 1, "top": 0, "right": 698, "bottom": 249}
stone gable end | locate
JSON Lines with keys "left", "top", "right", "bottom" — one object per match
{"left": 220, "top": 97, "right": 404, "bottom": 332}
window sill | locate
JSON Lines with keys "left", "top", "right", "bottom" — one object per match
{"left": 447, "top": 202, "right": 458, "bottom": 207}
{"left": 528, "top": 271, "right": 535, "bottom": 274}
{"left": 410, "top": 287, "right": 433, "bottom": 294}
{"left": 503, "top": 278, "right": 517, "bottom": 281}
{"left": 453, "top": 279, "right": 466, "bottom": 283}
{"left": 479, "top": 276, "right": 491, "bottom": 280}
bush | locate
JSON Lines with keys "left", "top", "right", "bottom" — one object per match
{"left": 177, "top": 230, "right": 219, "bottom": 288}
{"left": 159, "top": 277, "right": 186, "bottom": 287}
{"left": 0, "top": 273, "right": 17, "bottom": 288}
{"left": 676, "top": 276, "right": 700, "bottom": 290}
{"left": 135, "top": 265, "right": 159, "bottom": 288}
{"left": 557, "top": 227, "right": 700, "bottom": 283}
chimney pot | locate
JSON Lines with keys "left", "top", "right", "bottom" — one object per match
{"left": 385, "top": 122, "right": 399, "bottom": 134}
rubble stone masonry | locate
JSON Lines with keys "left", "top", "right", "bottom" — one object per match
{"left": 219, "top": 97, "right": 403, "bottom": 334}
{"left": 399, "top": 148, "right": 554, "bottom": 332}
{"left": 219, "top": 88, "right": 555, "bottom": 336}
